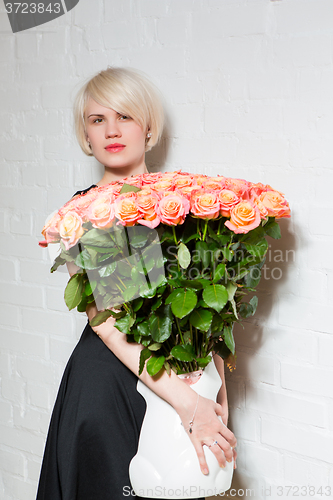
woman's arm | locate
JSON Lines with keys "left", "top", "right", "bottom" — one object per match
{"left": 213, "top": 353, "right": 229, "bottom": 426}
{"left": 87, "top": 302, "right": 237, "bottom": 473}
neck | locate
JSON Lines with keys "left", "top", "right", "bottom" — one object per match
{"left": 96, "top": 162, "right": 149, "bottom": 187}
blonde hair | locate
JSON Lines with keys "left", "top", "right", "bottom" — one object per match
{"left": 73, "top": 67, "right": 164, "bottom": 155}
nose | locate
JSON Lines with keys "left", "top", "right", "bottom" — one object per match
{"left": 105, "top": 118, "right": 121, "bottom": 138}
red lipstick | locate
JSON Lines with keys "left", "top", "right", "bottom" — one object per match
{"left": 105, "top": 143, "right": 126, "bottom": 153}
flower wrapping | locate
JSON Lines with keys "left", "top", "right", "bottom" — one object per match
{"left": 39, "top": 170, "right": 290, "bottom": 375}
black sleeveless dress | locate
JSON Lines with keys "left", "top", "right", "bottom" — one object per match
{"left": 36, "top": 185, "right": 204, "bottom": 500}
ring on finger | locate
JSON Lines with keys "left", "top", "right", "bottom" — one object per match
{"left": 208, "top": 440, "right": 218, "bottom": 448}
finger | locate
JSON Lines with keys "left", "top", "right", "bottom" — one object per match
{"left": 206, "top": 440, "right": 227, "bottom": 468}
{"left": 192, "top": 441, "right": 209, "bottom": 475}
{"left": 217, "top": 421, "right": 237, "bottom": 449}
{"left": 233, "top": 448, "right": 237, "bottom": 469}
{"left": 215, "top": 434, "right": 234, "bottom": 463}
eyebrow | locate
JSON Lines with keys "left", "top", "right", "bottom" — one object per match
{"left": 87, "top": 114, "right": 105, "bottom": 118}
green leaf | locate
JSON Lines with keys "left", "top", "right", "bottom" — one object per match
{"left": 213, "top": 263, "right": 226, "bottom": 283}
{"left": 195, "top": 241, "right": 210, "bottom": 268}
{"left": 85, "top": 280, "right": 97, "bottom": 296}
{"left": 149, "top": 304, "right": 172, "bottom": 342}
{"left": 146, "top": 355, "right": 165, "bottom": 376}
{"left": 122, "top": 284, "right": 139, "bottom": 302}
{"left": 169, "top": 288, "right": 197, "bottom": 319}
{"left": 77, "top": 295, "right": 88, "bottom": 313}
{"left": 80, "top": 228, "right": 114, "bottom": 247}
{"left": 244, "top": 239, "right": 268, "bottom": 260}
{"left": 265, "top": 219, "right": 281, "bottom": 239}
{"left": 244, "top": 265, "right": 261, "bottom": 288}
{"left": 178, "top": 242, "right": 191, "bottom": 269}
{"left": 132, "top": 297, "right": 143, "bottom": 312}
{"left": 178, "top": 279, "right": 203, "bottom": 290}
{"left": 90, "top": 309, "right": 115, "bottom": 326}
{"left": 139, "top": 348, "right": 152, "bottom": 375}
{"left": 189, "top": 308, "right": 213, "bottom": 332}
{"left": 250, "top": 295, "right": 258, "bottom": 315}
{"left": 98, "top": 261, "right": 117, "bottom": 278}
{"left": 114, "top": 314, "right": 132, "bottom": 334}
{"left": 223, "top": 324, "right": 235, "bottom": 355}
{"left": 171, "top": 345, "right": 195, "bottom": 362}
{"left": 227, "top": 282, "right": 238, "bottom": 319}
{"left": 148, "top": 343, "right": 162, "bottom": 351}
{"left": 222, "top": 247, "right": 234, "bottom": 262}
{"left": 202, "top": 284, "right": 228, "bottom": 313}
{"left": 196, "top": 355, "right": 212, "bottom": 368}
{"left": 64, "top": 274, "right": 84, "bottom": 310}
{"left": 120, "top": 183, "right": 142, "bottom": 194}
{"left": 137, "top": 320, "right": 150, "bottom": 337}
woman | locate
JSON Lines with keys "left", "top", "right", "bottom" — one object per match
{"left": 36, "top": 67, "right": 237, "bottom": 500}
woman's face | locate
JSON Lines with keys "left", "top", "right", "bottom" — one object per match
{"left": 84, "top": 97, "right": 147, "bottom": 170}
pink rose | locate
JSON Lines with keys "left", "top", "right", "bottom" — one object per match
{"left": 259, "top": 191, "right": 291, "bottom": 218}
{"left": 224, "top": 178, "right": 250, "bottom": 199}
{"left": 155, "top": 193, "right": 190, "bottom": 225}
{"left": 225, "top": 201, "right": 261, "bottom": 234}
{"left": 114, "top": 195, "right": 141, "bottom": 226}
{"left": 58, "top": 211, "right": 84, "bottom": 250}
{"left": 86, "top": 196, "right": 115, "bottom": 229}
{"left": 218, "top": 189, "right": 240, "bottom": 217}
{"left": 190, "top": 190, "right": 220, "bottom": 219}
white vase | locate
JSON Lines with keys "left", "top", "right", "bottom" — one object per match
{"left": 129, "top": 360, "right": 234, "bottom": 499}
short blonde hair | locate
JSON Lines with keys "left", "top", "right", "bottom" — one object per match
{"left": 73, "top": 67, "right": 165, "bottom": 155}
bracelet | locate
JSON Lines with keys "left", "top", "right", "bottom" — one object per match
{"left": 183, "top": 393, "right": 200, "bottom": 434}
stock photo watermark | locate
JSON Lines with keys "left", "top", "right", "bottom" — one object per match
{"left": 4, "top": 0, "right": 80, "bottom": 33}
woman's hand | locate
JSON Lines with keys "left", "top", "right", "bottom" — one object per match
{"left": 176, "top": 394, "right": 237, "bottom": 474}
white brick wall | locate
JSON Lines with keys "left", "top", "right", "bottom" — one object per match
{"left": 1, "top": 1, "right": 332, "bottom": 499}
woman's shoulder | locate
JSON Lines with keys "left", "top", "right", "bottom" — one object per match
{"left": 72, "top": 184, "right": 98, "bottom": 198}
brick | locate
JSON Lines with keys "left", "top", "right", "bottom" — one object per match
{"left": 0, "top": 328, "right": 46, "bottom": 357}
{"left": 278, "top": 295, "right": 333, "bottom": 334}
{"left": 204, "top": 104, "right": 239, "bottom": 135}
{"left": 15, "top": 354, "right": 57, "bottom": 384}
{"left": 228, "top": 408, "right": 257, "bottom": 442}
{"left": 1, "top": 379, "right": 25, "bottom": 405}
{"left": 27, "top": 381, "right": 51, "bottom": 411}
{"left": 73, "top": 0, "right": 103, "bottom": 25}
{"left": 0, "top": 86, "right": 40, "bottom": 113}
{"left": 0, "top": 449, "right": 24, "bottom": 475}
{"left": 137, "top": 0, "right": 168, "bottom": 17}
{"left": 274, "top": 0, "right": 333, "bottom": 35}
{"left": 9, "top": 212, "right": 32, "bottom": 236}
{"left": 39, "top": 30, "right": 67, "bottom": 56}
{"left": 27, "top": 457, "right": 43, "bottom": 482}
{"left": 18, "top": 57, "right": 72, "bottom": 85}
{"left": 170, "top": 104, "right": 203, "bottom": 138}
{"left": 0, "top": 35, "right": 14, "bottom": 60}
{"left": 104, "top": 0, "right": 132, "bottom": 21}
{"left": 0, "top": 400, "right": 12, "bottom": 423}
{"left": 16, "top": 33, "right": 37, "bottom": 59}
{"left": 45, "top": 286, "right": 71, "bottom": 312}
{"left": 309, "top": 207, "right": 333, "bottom": 236}
{"left": 262, "top": 418, "right": 333, "bottom": 463}
{"left": 1, "top": 139, "right": 41, "bottom": 162}
{"left": 21, "top": 308, "right": 74, "bottom": 338}
{"left": 244, "top": 443, "right": 280, "bottom": 478}
{"left": 246, "top": 384, "right": 326, "bottom": 427}
{"left": 228, "top": 351, "right": 276, "bottom": 385}
{"left": 50, "top": 338, "right": 76, "bottom": 363}
{"left": 281, "top": 362, "right": 333, "bottom": 398}
{"left": 0, "top": 211, "right": 5, "bottom": 232}
{"left": 0, "top": 259, "right": 16, "bottom": 282}
{"left": 0, "top": 282, "right": 43, "bottom": 307}
{"left": 41, "top": 84, "right": 73, "bottom": 110}
{"left": 20, "top": 260, "right": 68, "bottom": 286}
{"left": 0, "top": 303, "right": 20, "bottom": 328}
{"left": 13, "top": 406, "right": 50, "bottom": 434}
{"left": 127, "top": 47, "right": 185, "bottom": 76}
{"left": 102, "top": 20, "right": 139, "bottom": 49}
{"left": 157, "top": 15, "right": 188, "bottom": 46}
{"left": 284, "top": 455, "right": 331, "bottom": 489}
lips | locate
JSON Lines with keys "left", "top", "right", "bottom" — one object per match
{"left": 105, "top": 143, "right": 126, "bottom": 153}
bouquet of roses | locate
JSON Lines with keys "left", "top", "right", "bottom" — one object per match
{"left": 39, "top": 170, "right": 290, "bottom": 376}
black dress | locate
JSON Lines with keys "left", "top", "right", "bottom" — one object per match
{"left": 36, "top": 185, "right": 204, "bottom": 500}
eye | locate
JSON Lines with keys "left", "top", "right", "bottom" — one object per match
{"left": 92, "top": 118, "right": 103, "bottom": 124}
{"left": 119, "top": 114, "right": 131, "bottom": 121}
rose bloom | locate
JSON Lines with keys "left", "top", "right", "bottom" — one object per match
{"left": 177, "top": 185, "right": 201, "bottom": 200}
{"left": 173, "top": 174, "right": 195, "bottom": 188}
{"left": 259, "top": 190, "right": 290, "bottom": 218}
{"left": 252, "top": 196, "right": 269, "bottom": 219}
{"left": 39, "top": 213, "right": 62, "bottom": 246}
{"left": 152, "top": 179, "right": 175, "bottom": 192}
{"left": 225, "top": 201, "right": 261, "bottom": 234}
{"left": 155, "top": 192, "right": 190, "bottom": 225}
{"left": 218, "top": 189, "right": 240, "bottom": 217}
{"left": 114, "top": 196, "right": 141, "bottom": 226}
{"left": 73, "top": 190, "right": 101, "bottom": 221}
{"left": 136, "top": 191, "right": 160, "bottom": 228}
{"left": 202, "top": 179, "right": 225, "bottom": 191}
{"left": 141, "top": 172, "right": 163, "bottom": 185}
{"left": 224, "top": 178, "right": 250, "bottom": 198}
{"left": 58, "top": 211, "right": 85, "bottom": 250}
{"left": 86, "top": 196, "right": 115, "bottom": 229}
{"left": 193, "top": 174, "right": 208, "bottom": 186}
{"left": 190, "top": 190, "right": 220, "bottom": 219}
